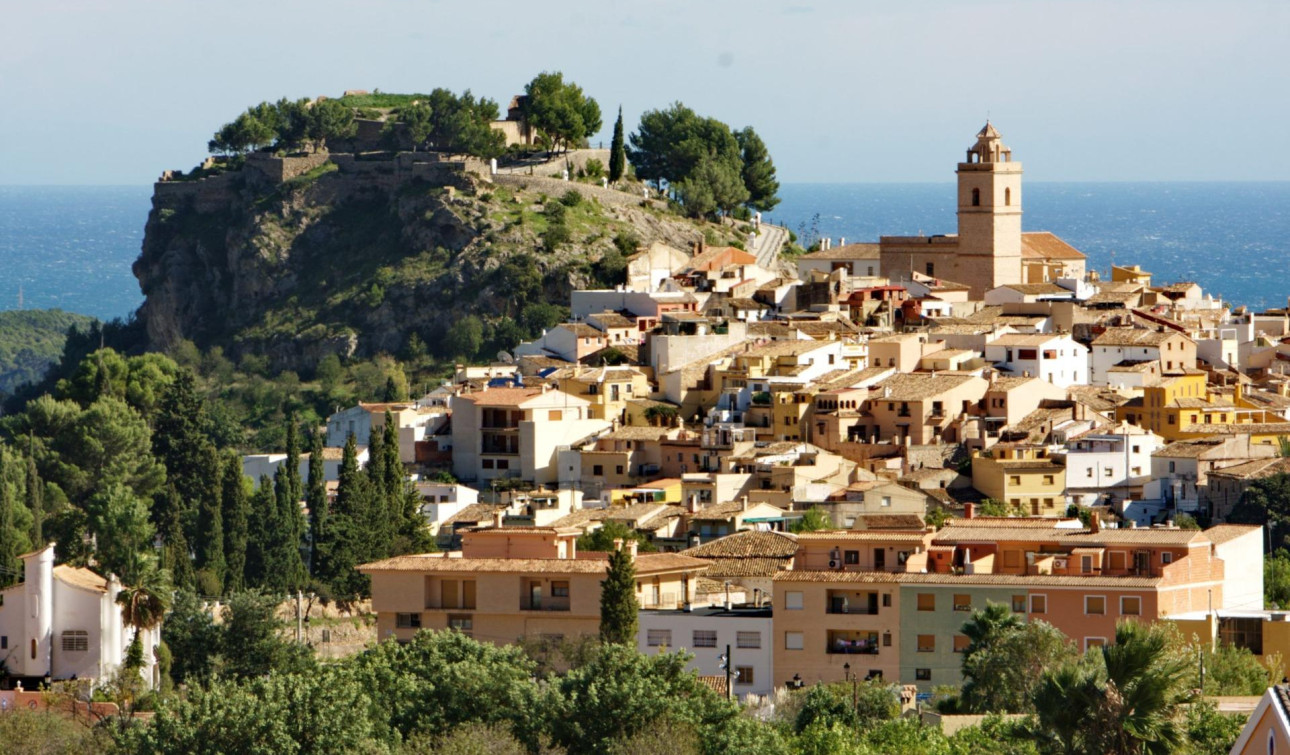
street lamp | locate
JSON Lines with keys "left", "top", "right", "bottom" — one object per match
{"left": 842, "top": 662, "right": 851, "bottom": 682}
{"left": 789, "top": 673, "right": 804, "bottom": 691}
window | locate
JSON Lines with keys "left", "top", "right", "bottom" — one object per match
{"left": 0, "top": 636, "right": 6, "bottom": 650}
{"left": 916, "top": 668, "right": 932, "bottom": 681}
{"left": 953, "top": 594, "right": 971, "bottom": 612}
{"left": 883, "top": 632, "right": 892, "bottom": 647}
{"left": 735, "top": 666, "right": 755, "bottom": 685}
{"left": 844, "top": 550, "right": 860, "bottom": 565}
{"left": 593, "top": 465, "right": 604, "bottom": 476}
{"left": 882, "top": 594, "right": 892, "bottom": 608}
{"left": 1009, "top": 475, "right": 1021, "bottom": 485}
{"left": 881, "top": 496, "right": 892, "bottom": 507}
{"left": 1030, "top": 594, "right": 1047, "bottom": 614}
{"left": 926, "top": 262, "right": 935, "bottom": 277}
{"left": 1121, "top": 596, "right": 1142, "bottom": 616}
{"left": 647, "top": 629, "right": 672, "bottom": 647}
{"left": 1085, "top": 596, "right": 1106, "bottom": 615}
{"left": 61, "top": 630, "right": 89, "bottom": 652}
{"left": 785, "top": 591, "right": 804, "bottom": 610}
{"left": 953, "top": 635, "right": 970, "bottom": 653}
{"left": 1011, "top": 595, "right": 1026, "bottom": 612}
{"left": 482, "top": 459, "right": 494, "bottom": 469}
{"left": 1085, "top": 637, "right": 1107, "bottom": 651}
{"left": 737, "top": 631, "right": 761, "bottom": 649}
{"left": 496, "top": 459, "right": 509, "bottom": 470}
{"left": 1081, "top": 555, "right": 1093, "bottom": 574}
{"left": 917, "top": 593, "right": 935, "bottom": 611}
{"left": 551, "top": 581, "right": 570, "bottom": 598}
{"left": 971, "top": 188, "right": 981, "bottom": 206}
{"left": 917, "top": 635, "right": 935, "bottom": 652}
{"left": 1161, "top": 552, "right": 1174, "bottom": 564}
{"left": 1043, "top": 475, "right": 1054, "bottom": 485}
{"left": 447, "top": 614, "right": 473, "bottom": 634}
{"left": 785, "top": 632, "right": 804, "bottom": 650}
{"left": 616, "top": 465, "right": 624, "bottom": 475}
{"left": 1005, "top": 187, "right": 1012, "bottom": 206}
{"left": 548, "top": 410, "right": 563, "bottom": 421}
{"left": 692, "top": 630, "right": 718, "bottom": 648}
{"left": 396, "top": 613, "right": 422, "bottom": 628}
{"left": 1168, "top": 461, "right": 1176, "bottom": 473}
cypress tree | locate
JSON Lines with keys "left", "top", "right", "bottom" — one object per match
{"left": 243, "top": 476, "right": 276, "bottom": 588}
{"left": 365, "top": 425, "right": 391, "bottom": 555}
{"left": 306, "top": 432, "right": 328, "bottom": 576}
{"left": 320, "top": 434, "right": 372, "bottom": 599}
{"left": 25, "top": 453, "right": 43, "bottom": 546}
{"left": 0, "top": 448, "right": 22, "bottom": 589}
{"left": 160, "top": 486, "right": 195, "bottom": 592}
{"left": 194, "top": 446, "right": 225, "bottom": 593}
{"left": 599, "top": 546, "right": 638, "bottom": 644}
{"left": 152, "top": 370, "right": 213, "bottom": 544}
{"left": 608, "top": 106, "right": 626, "bottom": 183}
{"left": 284, "top": 411, "right": 303, "bottom": 515}
{"left": 271, "top": 464, "right": 306, "bottom": 592}
{"left": 382, "top": 411, "right": 403, "bottom": 529}
{"left": 221, "top": 454, "right": 249, "bottom": 593}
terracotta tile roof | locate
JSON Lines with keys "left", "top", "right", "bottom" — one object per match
{"left": 851, "top": 514, "right": 927, "bottom": 530}
{"left": 800, "top": 243, "right": 881, "bottom": 261}
{"left": 587, "top": 311, "right": 637, "bottom": 328}
{"left": 1209, "top": 458, "right": 1290, "bottom": 480}
{"left": 1153, "top": 439, "right": 1230, "bottom": 458}
{"left": 1021, "top": 232, "right": 1086, "bottom": 260}
{"left": 440, "top": 503, "right": 506, "bottom": 528}
{"left": 1203, "top": 524, "right": 1262, "bottom": 545}
{"left": 561, "top": 323, "right": 605, "bottom": 338}
{"left": 698, "top": 676, "right": 729, "bottom": 696}
{"left": 457, "top": 387, "right": 545, "bottom": 407}
{"left": 874, "top": 373, "right": 980, "bottom": 401}
{"left": 603, "top": 426, "right": 677, "bottom": 442}
{"left": 934, "top": 521, "right": 1208, "bottom": 547}
{"left": 699, "top": 558, "right": 793, "bottom": 578}
{"left": 360, "top": 551, "right": 709, "bottom": 575}
{"left": 54, "top": 565, "right": 109, "bottom": 593}
{"left": 794, "top": 530, "right": 929, "bottom": 542}
{"left": 687, "top": 501, "right": 789, "bottom": 521}
{"left": 773, "top": 571, "right": 903, "bottom": 584}
{"left": 996, "top": 283, "right": 1070, "bottom": 296}
{"left": 1092, "top": 327, "right": 1179, "bottom": 347}
{"left": 772, "top": 570, "right": 1159, "bottom": 587}
{"left": 988, "top": 333, "right": 1064, "bottom": 347}
{"left": 1181, "top": 422, "right": 1290, "bottom": 436}
{"left": 683, "top": 530, "right": 800, "bottom": 559}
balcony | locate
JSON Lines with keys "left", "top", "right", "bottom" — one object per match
{"left": 520, "top": 601, "right": 571, "bottom": 612}
{"left": 827, "top": 630, "right": 880, "bottom": 655}
{"left": 827, "top": 592, "right": 880, "bottom": 615}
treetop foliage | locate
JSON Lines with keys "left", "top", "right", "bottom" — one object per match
{"left": 521, "top": 71, "right": 602, "bottom": 154}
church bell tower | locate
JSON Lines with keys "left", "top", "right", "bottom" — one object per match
{"left": 956, "top": 122, "right": 1023, "bottom": 290}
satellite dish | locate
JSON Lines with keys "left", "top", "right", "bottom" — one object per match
{"left": 497, "top": 351, "right": 515, "bottom": 365}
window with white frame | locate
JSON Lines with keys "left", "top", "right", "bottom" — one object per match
{"left": 1120, "top": 596, "right": 1142, "bottom": 616}
{"left": 1085, "top": 596, "right": 1106, "bottom": 615}
{"left": 785, "top": 632, "right": 804, "bottom": 650}
{"left": 785, "top": 591, "right": 803, "bottom": 610}
{"left": 1030, "top": 594, "right": 1047, "bottom": 614}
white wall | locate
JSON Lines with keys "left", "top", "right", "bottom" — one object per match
{"left": 636, "top": 611, "right": 775, "bottom": 697}
{"left": 1215, "top": 527, "right": 1265, "bottom": 611}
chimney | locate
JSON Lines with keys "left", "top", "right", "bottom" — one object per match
{"left": 687, "top": 494, "right": 699, "bottom": 513}
{"left": 627, "top": 540, "right": 638, "bottom": 560}
{"left": 613, "top": 538, "right": 624, "bottom": 552}
{"left": 1089, "top": 510, "right": 1100, "bottom": 533}
{"left": 964, "top": 502, "right": 975, "bottom": 520}
{"left": 740, "top": 495, "right": 749, "bottom": 511}
{"left": 493, "top": 510, "right": 505, "bottom": 528}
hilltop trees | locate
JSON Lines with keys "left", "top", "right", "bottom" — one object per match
{"left": 209, "top": 97, "right": 356, "bottom": 155}
{"left": 384, "top": 90, "right": 506, "bottom": 158}
{"left": 627, "top": 102, "right": 779, "bottom": 219}
{"left": 521, "top": 71, "right": 602, "bottom": 154}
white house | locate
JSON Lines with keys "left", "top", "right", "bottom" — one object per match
{"left": 1089, "top": 328, "right": 1197, "bottom": 387}
{"left": 416, "top": 482, "right": 481, "bottom": 535}
{"left": 325, "top": 402, "right": 444, "bottom": 463}
{"left": 1058, "top": 423, "right": 1165, "bottom": 507}
{"left": 984, "top": 333, "right": 1088, "bottom": 387}
{"left": 0, "top": 546, "right": 159, "bottom": 688}
{"left": 638, "top": 606, "right": 775, "bottom": 698}
{"left": 242, "top": 446, "right": 369, "bottom": 489}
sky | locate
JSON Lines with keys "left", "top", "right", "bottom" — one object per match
{"left": 2, "top": 0, "right": 1288, "bottom": 185}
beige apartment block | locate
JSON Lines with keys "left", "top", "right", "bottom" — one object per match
{"left": 863, "top": 373, "right": 990, "bottom": 445}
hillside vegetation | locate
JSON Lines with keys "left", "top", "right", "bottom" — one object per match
{"left": 0, "top": 308, "right": 95, "bottom": 397}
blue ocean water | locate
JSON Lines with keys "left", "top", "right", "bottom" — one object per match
{"left": 768, "top": 182, "right": 1290, "bottom": 310}
{"left": 0, "top": 185, "right": 152, "bottom": 321}
{"left": 0, "top": 183, "right": 1288, "bottom": 321}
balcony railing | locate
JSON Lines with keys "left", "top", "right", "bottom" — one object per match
{"left": 520, "top": 601, "right": 571, "bottom": 612}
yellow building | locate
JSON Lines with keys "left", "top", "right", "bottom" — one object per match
{"left": 555, "top": 366, "right": 653, "bottom": 423}
{"left": 1115, "top": 371, "right": 1273, "bottom": 441}
{"left": 970, "top": 444, "right": 1067, "bottom": 515}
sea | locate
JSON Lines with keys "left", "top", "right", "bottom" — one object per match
{"left": 0, "top": 182, "right": 1288, "bottom": 322}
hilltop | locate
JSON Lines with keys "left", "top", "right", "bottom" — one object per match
{"left": 135, "top": 149, "right": 754, "bottom": 372}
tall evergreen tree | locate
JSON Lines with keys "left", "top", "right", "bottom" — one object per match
{"left": 306, "top": 432, "right": 327, "bottom": 577}
{"left": 151, "top": 370, "right": 214, "bottom": 545}
{"left": 268, "top": 465, "right": 306, "bottom": 593}
{"left": 25, "top": 453, "right": 43, "bottom": 546}
{"left": 221, "top": 454, "right": 249, "bottom": 593}
{"left": 194, "top": 446, "right": 225, "bottom": 593}
{"left": 284, "top": 411, "right": 303, "bottom": 515}
{"left": 599, "top": 546, "right": 638, "bottom": 645}
{"left": 365, "top": 425, "right": 392, "bottom": 555}
{"left": 0, "top": 448, "right": 24, "bottom": 589}
{"left": 382, "top": 411, "right": 403, "bottom": 523}
{"left": 735, "top": 126, "right": 780, "bottom": 212}
{"left": 159, "top": 485, "right": 195, "bottom": 592}
{"left": 608, "top": 106, "right": 626, "bottom": 182}
{"left": 319, "top": 434, "right": 373, "bottom": 599}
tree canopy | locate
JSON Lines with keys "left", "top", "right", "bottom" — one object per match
{"left": 521, "top": 71, "right": 602, "bottom": 154}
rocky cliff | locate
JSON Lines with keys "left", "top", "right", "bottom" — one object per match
{"left": 134, "top": 152, "right": 716, "bottom": 371}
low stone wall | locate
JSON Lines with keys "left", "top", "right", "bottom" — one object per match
{"left": 152, "top": 171, "right": 237, "bottom": 214}
{"left": 246, "top": 151, "right": 331, "bottom": 183}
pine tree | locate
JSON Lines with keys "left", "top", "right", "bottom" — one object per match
{"left": 608, "top": 106, "right": 626, "bottom": 183}
{"left": 599, "top": 546, "right": 638, "bottom": 645}
{"left": 194, "top": 446, "right": 225, "bottom": 593}
{"left": 221, "top": 454, "right": 249, "bottom": 593}
{"left": 0, "top": 448, "right": 23, "bottom": 589}
{"left": 25, "top": 454, "right": 43, "bottom": 546}
{"left": 306, "top": 432, "right": 327, "bottom": 577}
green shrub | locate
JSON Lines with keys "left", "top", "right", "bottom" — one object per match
{"left": 560, "top": 189, "right": 583, "bottom": 207}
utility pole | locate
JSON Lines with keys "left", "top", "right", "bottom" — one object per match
{"left": 296, "top": 590, "right": 304, "bottom": 644}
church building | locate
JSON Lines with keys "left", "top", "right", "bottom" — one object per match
{"left": 879, "top": 123, "right": 1086, "bottom": 297}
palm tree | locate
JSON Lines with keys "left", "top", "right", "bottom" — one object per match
{"left": 117, "top": 561, "right": 173, "bottom": 675}
{"left": 960, "top": 601, "right": 1022, "bottom": 659}
{"left": 1034, "top": 620, "right": 1191, "bottom": 755}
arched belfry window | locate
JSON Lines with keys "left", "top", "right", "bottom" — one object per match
{"left": 1005, "top": 188, "right": 1011, "bottom": 206}
{"left": 971, "top": 188, "right": 980, "bottom": 207}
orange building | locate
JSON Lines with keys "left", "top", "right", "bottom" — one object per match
{"left": 361, "top": 527, "right": 710, "bottom": 645}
